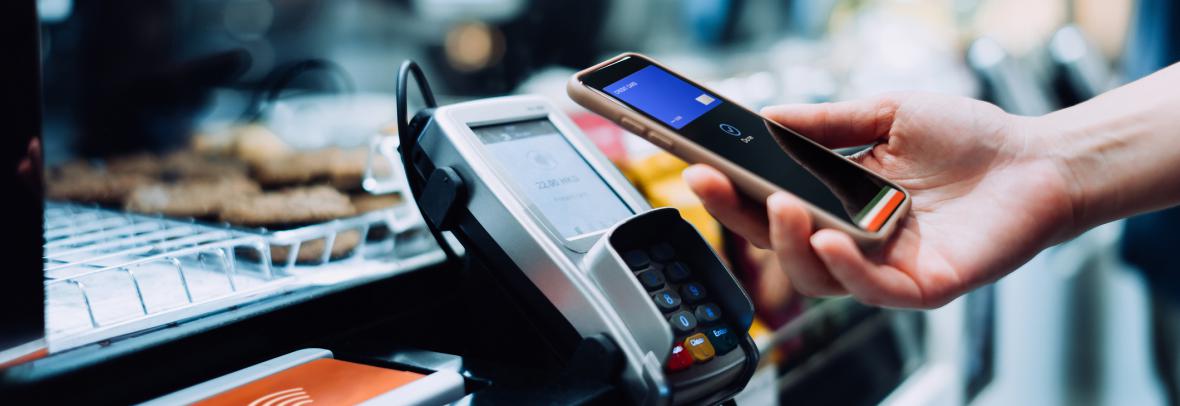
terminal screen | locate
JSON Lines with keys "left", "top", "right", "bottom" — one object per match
{"left": 472, "top": 118, "right": 634, "bottom": 239}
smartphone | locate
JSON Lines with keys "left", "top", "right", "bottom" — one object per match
{"left": 568, "top": 53, "right": 910, "bottom": 249}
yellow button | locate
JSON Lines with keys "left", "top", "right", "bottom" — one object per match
{"left": 683, "top": 333, "right": 715, "bottom": 362}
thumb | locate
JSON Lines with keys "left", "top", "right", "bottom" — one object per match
{"left": 760, "top": 95, "right": 900, "bottom": 149}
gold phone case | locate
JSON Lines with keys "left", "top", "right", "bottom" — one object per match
{"left": 567, "top": 52, "right": 910, "bottom": 250}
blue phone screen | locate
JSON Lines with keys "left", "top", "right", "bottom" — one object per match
{"left": 604, "top": 65, "right": 721, "bottom": 129}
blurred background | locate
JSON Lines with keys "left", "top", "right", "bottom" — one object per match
{"left": 30, "top": 0, "right": 1180, "bottom": 404}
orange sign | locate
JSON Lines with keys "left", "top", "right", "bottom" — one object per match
{"left": 196, "top": 359, "right": 425, "bottom": 406}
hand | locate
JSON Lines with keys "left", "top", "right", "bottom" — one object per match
{"left": 683, "top": 93, "right": 1076, "bottom": 308}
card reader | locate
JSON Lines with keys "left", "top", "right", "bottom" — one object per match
{"left": 397, "top": 62, "right": 758, "bottom": 405}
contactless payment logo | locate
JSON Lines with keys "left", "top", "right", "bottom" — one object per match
{"left": 247, "top": 388, "right": 311, "bottom": 406}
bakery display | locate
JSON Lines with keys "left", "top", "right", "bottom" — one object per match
{"left": 47, "top": 168, "right": 156, "bottom": 205}
{"left": 351, "top": 193, "right": 402, "bottom": 241}
{"left": 124, "top": 178, "right": 262, "bottom": 219}
{"left": 218, "top": 186, "right": 357, "bottom": 227}
{"left": 250, "top": 147, "right": 385, "bottom": 191}
{"left": 47, "top": 127, "right": 403, "bottom": 265}
{"left": 220, "top": 186, "right": 363, "bottom": 263}
{"left": 268, "top": 229, "right": 364, "bottom": 264}
{"left": 351, "top": 193, "right": 402, "bottom": 214}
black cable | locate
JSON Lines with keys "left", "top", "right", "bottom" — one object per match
{"left": 396, "top": 60, "right": 460, "bottom": 263}
{"left": 241, "top": 58, "right": 356, "bottom": 122}
{"left": 396, "top": 61, "right": 436, "bottom": 149}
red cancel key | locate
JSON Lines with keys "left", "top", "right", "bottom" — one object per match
{"left": 667, "top": 343, "right": 694, "bottom": 372}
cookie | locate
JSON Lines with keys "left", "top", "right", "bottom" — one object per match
{"left": 48, "top": 159, "right": 100, "bottom": 178}
{"left": 124, "top": 178, "right": 261, "bottom": 218}
{"left": 218, "top": 185, "right": 356, "bottom": 227}
{"left": 350, "top": 193, "right": 402, "bottom": 214}
{"left": 46, "top": 166, "right": 156, "bottom": 205}
{"left": 331, "top": 148, "right": 397, "bottom": 191}
{"left": 220, "top": 186, "right": 361, "bottom": 264}
{"left": 268, "top": 229, "right": 363, "bottom": 264}
{"left": 231, "top": 124, "right": 295, "bottom": 167}
{"left": 105, "top": 151, "right": 249, "bottom": 181}
{"left": 250, "top": 147, "right": 389, "bottom": 191}
{"left": 105, "top": 152, "right": 164, "bottom": 175}
{"left": 350, "top": 193, "right": 402, "bottom": 241}
{"left": 158, "top": 151, "right": 250, "bottom": 181}
{"left": 249, "top": 150, "right": 335, "bottom": 188}
{"left": 325, "top": 148, "right": 369, "bottom": 191}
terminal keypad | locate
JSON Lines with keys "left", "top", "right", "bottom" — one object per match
{"left": 622, "top": 245, "right": 738, "bottom": 373}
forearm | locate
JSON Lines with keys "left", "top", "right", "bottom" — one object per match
{"left": 1037, "top": 62, "right": 1180, "bottom": 235}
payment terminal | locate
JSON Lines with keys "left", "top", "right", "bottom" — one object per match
{"left": 397, "top": 62, "right": 758, "bottom": 405}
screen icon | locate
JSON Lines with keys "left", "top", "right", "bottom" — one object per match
{"left": 719, "top": 123, "right": 741, "bottom": 136}
{"left": 695, "top": 94, "right": 715, "bottom": 105}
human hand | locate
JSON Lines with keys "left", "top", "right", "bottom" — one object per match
{"left": 683, "top": 93, "right": 1076, "bottom": 308}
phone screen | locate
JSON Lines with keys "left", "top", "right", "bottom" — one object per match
{"left": 581, "top": 56, "right": 903, "bottom": 231}
{"left": 471, "top": 118, "right": 634, "bottom": 239}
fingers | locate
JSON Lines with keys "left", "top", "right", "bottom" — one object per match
{"left": 684, "top": 164, "right": 932, "bottom": 307}
{"left": 810, "top": 229, "right": 925, "bottom": 308}
{"left": 760, "top": 95, "right": 901, "bottom": 149}
{"left": 682, "top": 164, "right": 770, "bottom": 248}
{"left": 766, "top": 193, "right": 846, "bottom": 296}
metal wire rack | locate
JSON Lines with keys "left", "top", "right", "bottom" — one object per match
{"left": 43, "top": 200, "right": 442, "bottom": 352}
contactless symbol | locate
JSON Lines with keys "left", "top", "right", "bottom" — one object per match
{"left": 719, "top": 123, "right": 741, "bottom": 136}
{"left": 248, "top": 387, "right": 312, "bottom": 406}
{"left": 526, "top": 150, "right": 558, "bottom": 170}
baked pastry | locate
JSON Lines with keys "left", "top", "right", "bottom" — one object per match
{"left": 326, "top": 148, "right": 369, "bottom": 191}
{"left": 124, "top": 178, "right": 261, "bottom": 219}
{"left": 105, "top": 152, "right": 163, "bottom": 175}
{"left": 220, "top": 186, "right": 361, "bottom": 263}
{"left": 331, "top": 148, "right": 397, "bottom": 192}
{"left": 231, "top": 124, "right": 295, "bottom": 167}
{"left": 48, "top": 159, "right": 99, "bottom": 178}
{"left": 268, "top": 229, "right": 363, "bottom": 264}
{"left": 350, "top": 193, "right": 402, "bottom": 214}
{"left": 46, "top": 165, "right": 156, "bottom": 205}
{"left": 219, "top": 185, "right": 356, "bottom": 227}
{"left": 250, "top": 149, "right": 336, "bottom": 188}
{"left": 158, "top": 151, "right": 250, "bottom": 181}
{"left": 350, "top": 193, "right": 402, "bottom": 241}
{"left": 105, "top": 151, "right": 250, "bottom": 181}
{"left": 250, "top": 147, "right": 388, "bottom": 191}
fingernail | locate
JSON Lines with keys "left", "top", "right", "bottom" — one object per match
{"left": 810, "top": 229, "right": 843, "bottom": 250}
{"left": 682, "top": 165, "right": 705, "bottom": 182}
{"left": 767, "top": 192, "right": 791, "bottom": 208}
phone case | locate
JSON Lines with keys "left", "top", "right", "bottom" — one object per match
{"left": 567, "top": 52, "right": 911, "bottom": 251}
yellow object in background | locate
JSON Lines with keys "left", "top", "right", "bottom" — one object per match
{"left": 627, "top": 152, "right": 689, "bottom": 188}
{"left": 623, "top": 152, "right": 723, "bottom": 251}
{"left": 747, "top": 317, "right": 779, "bottom": 365}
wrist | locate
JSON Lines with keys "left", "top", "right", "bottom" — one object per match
{"left": 1030, "top": 102, "right": 1161, "bottom": 238}
{"left": 1031, "top": 65, "right": 1180, "bottom": 239}
{"left": 1023, "top": 113, "right": 1091, "bottom": 241}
